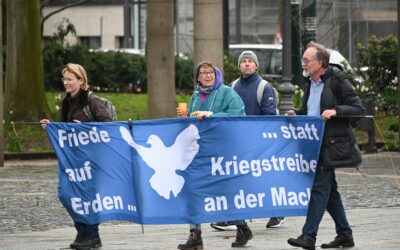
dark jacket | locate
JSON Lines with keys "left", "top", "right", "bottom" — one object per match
{"left": 233, "top": 73, "right": 277, "bottom": 115}
{"left": 298, "top": 66, "right": 365, "bottom": 169}
{"left": 61, "top": 89, "right": 112, "bottom": 122}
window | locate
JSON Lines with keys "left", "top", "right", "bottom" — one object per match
{"left": 116, "top": 36, "right": 124, "bottom": 48}
{"left": 79, "top": 36, "right": 101, "bottom": 49}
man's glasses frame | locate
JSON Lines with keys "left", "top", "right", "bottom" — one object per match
{"left": 301, "top": 58, "right": 318, "bottom": 65}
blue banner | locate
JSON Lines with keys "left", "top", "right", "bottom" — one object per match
{"left": 46, "top": 116, "right": 324, "bottom": 225}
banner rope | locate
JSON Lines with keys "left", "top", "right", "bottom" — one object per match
{"left": 373, "top": 117, "right": 400, "bottom": 189}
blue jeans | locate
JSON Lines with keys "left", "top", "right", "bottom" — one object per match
{"left": 302, "top": 165, "right": 352, "bottom": 240}
{"left": 74, "top": 222, "right": 99, "bottom": 236}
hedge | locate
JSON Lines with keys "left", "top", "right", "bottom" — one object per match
{"left": 42, "top": 43, "right": 242, "bottom": 94}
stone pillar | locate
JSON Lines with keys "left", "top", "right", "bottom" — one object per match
{"left": 193, "top": 0, "right": 224, "bottom": 76}
{"left": 278, "top": 0, "right": 296, "bottom": 114}
{"left": 147, "top": 0, "right": 176, "bottom": 118}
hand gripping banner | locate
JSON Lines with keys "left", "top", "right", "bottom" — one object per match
{"left": 46, "top": 116, "right": 324, "bottom": 225}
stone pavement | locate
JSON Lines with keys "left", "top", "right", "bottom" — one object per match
{"left": 0, "top": 152, "right": 399, "bottom": 250}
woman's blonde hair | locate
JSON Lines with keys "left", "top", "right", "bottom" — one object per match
{"left": 62, "top": 63, "right": 89, "bottom": 90}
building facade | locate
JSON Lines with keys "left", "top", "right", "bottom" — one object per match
{"left": 43, "top": 3, "right": 125, "bottom": 49}
{"left": 43, "top": 0, "right": 397, "bottom": 65}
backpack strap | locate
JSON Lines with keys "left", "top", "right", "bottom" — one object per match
{"left": 259, "top": 79, "right": 279, "bottom": 114}
{"left": 83, "top": 91, "right": 94, "bottom": 121}
{"left": 231, "top": 77, "right": 265, "bottom": 107}
{"left": 231, "top": 78, "right": 239, "bottom": 89}
{"left": 232, "top": 77, "right": 278, "bottom": 112}
{"left": 257, "top": 79, "right": 268, "bottom": 107}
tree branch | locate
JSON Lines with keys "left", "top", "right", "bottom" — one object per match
{"left": 41, "top": 0, "right": 90, "bottom": 38}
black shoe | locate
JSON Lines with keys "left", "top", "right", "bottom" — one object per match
{"left": 72, "top": 234, "right": 102, "bottom": 249}
{"left": 321, "top": 234, "right": 354, "bottom": 248}
{"left": 177, "top": 229, "right": 203, "bottom": 250}
{"left": 231, "top": 224, "right": 253, "bottom": 248}
{"left": 210, "top": 221, "right": 237, "bottom": 231}
{"left": 70, "top": 233, "right": 85, "bottom": 249}
{"left": 266, "top": 217, "right": 286, "bottom": 228}
{"left": 287, "top": 234, "right": 316, "bottom": 250}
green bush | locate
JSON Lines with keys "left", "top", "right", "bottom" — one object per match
{"left": 88, "top": 51, "right": 147, "bottom": 91}
{"left": 355, "top": 35, "right": 398, "bottom": 112}
{"left": 43, "top": 43, "right": 147, "bottom": 92}
{"left": 388, "top": 120, "right": 399, "bottom": 132}
{"left": 45, "top": 44, "right": 301, "bottom": 97}
{"left": 224, "top": 54, "right": 240, "bottom": 83}
{"left": 175, "top": 55, "right": 194, "bottom": 93}
{"left": 42, "top": 42, "right": 70, "bottom": 91}
{"left": 4, "top": 114, "right": 23, "bottom": 152}
{"left": 43, "top": 44, "right": 247, "bottom": 94}
{"left": 382, "top": 131, "right": 399, "bottom": 151}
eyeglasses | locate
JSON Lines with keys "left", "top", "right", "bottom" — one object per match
{"left": 61, "top": 77, "right": 77, "bottom": 82}
{"left": 199, "top": 71, "right": 214, "bottom": 76}
{"left": 301, "top": 58, "right": 318, "bottom": 65}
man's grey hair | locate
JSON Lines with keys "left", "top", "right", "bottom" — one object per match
{"left": 307, "top": 41, "right": 330, "bottom": 68}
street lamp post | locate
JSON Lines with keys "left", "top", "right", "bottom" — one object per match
{"left": 278, "top": 0, "right": 296, "bottom": 114}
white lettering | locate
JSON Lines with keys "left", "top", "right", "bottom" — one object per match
{"left": 280, "top": 123, "right": 320, "bottom": 141}
{"left": 234, "top": 189, "right": 265, "bottom": 209}
{"left": 71, "top": 198, "right": 84, "bottom": 215}
{"left": 70, "top": 193, "right": 124, "bottom": 215}
{"left": 204, "top": 196, "right": 228, "bottom": 212}
{"left": 239, "top": 160, "right": 250, "bottom": 174}
{"left": 211, "top": 157, "right": 225, "bottom": 175}
{"left": 65, "top": 161, "right": 93, "bottom": 182}
{"left": 211, "top": 154, "right": 317, "bottom": 177}
{"left": 250, "top": 160, "right": 262, "bottom": 177}
{"left": 271, "top": 187, "right": 311, "bottom": 207}
{"left": 271, "top": 187, "right": 287, "bottom": 206}
{"left": 58, "top": 127, "right": 111, "bottom": 148}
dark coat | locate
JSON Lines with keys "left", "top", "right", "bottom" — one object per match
{"left": 61, "top": 89, "right": 112, "bottom": 122}
{"left": 233, "top": 73, "right": 277, "bottom": 115}
{"left": 298, "top": 66, "right": 365, "bottom": 169}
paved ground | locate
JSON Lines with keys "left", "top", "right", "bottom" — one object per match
{"left": 0, "top": 152, "right": 399, "bottom": 250}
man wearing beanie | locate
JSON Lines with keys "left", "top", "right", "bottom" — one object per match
{"left": 210, "top": 50, "right": 285, "bottom": 234}
{"left": 233, "top": 50, "right": 277, "bottom": 115}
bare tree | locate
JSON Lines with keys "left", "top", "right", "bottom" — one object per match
{"left": 40, "top": 0, "right": 89, "bottom": 39}
{"left": 5, "top": 0, "right": 50, "bottom": 121}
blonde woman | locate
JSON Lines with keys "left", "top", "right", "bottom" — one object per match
{"left": 40, "top": 63, "right": 112, "bottom": 249}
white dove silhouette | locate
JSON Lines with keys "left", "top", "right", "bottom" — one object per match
{"left": 120, "top": 124, "right": 200, "bottom": 199}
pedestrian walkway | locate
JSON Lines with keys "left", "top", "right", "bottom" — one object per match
{"left": 1, "top": 207, "right": 400, "bottom": 249}
{"left": 0, "top": 152, "right": 399, "bottom": 249}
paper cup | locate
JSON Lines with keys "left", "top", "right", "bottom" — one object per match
{"left": 178, "top": 102, "right": 188, "bottom": 114}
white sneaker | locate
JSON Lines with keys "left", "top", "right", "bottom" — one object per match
{"left": 210, "top": 221, "right": 237, "bottom": 231}
{"left": 266, "top": 217, "right": 286, "bottom": 228}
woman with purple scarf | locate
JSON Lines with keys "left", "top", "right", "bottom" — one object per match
{"left": 177, "top": 61, "right": 245, "bottom": 119}
{"left": 177, "top": 62, "right": 249, "bottom": 250}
